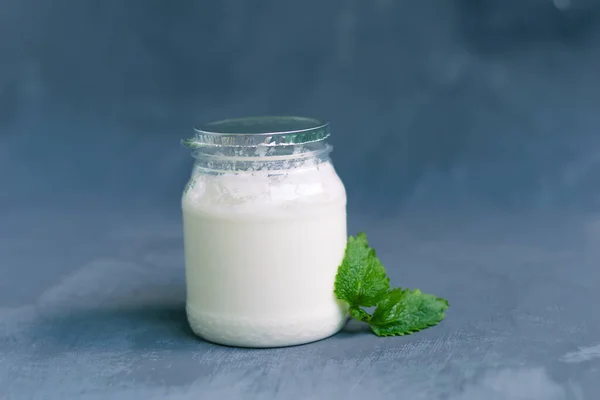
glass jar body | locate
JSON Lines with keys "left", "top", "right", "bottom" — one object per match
{"left": 181, "top": 150, "right": 348, "bottom": 347}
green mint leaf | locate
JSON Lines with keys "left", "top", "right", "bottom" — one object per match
{"left": 334, "top": 232, "right": 390, "bottom": 307}
{"left": 369, "top": 288, "right": 449, "bottom": 336}
{"left": 349, "top": 307, "right": 371, "bottom": 322}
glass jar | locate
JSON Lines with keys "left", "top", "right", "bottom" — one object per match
{"left": 181, "top": 116, "right": 348, "bottom": 348}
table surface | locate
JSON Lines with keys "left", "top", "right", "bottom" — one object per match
{"left": 2, "top": 204, "right": 599, "bottom": 400}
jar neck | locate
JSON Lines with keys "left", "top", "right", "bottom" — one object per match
{"left": 190, "top": 142, "right": 332, "bottom": 174}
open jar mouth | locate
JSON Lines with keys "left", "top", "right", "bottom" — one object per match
{"left": 182, "top": 116, "right": 330, "bottom": 149}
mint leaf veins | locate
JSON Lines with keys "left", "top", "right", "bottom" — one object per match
{"left": 333, "top": 232, "right": 390, "bottom": 319}
{"left": 370, "top": 288, "right": 449, "bottom": 336}
{"left": 334, "top": 232, "right": 449, "bottom": 337}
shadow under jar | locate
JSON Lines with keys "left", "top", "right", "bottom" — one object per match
{"left": 181, "top": 116, "right": 348, "bottom": 348}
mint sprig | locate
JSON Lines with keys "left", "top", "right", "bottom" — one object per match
{"left": 334, "top": 233, "right": 449, "bottom": 336}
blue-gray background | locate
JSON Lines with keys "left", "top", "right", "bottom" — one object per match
{"left": 2, "top": 1, "right": 600, "bottom": 399}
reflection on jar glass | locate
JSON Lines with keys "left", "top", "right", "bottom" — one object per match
{"left": 181, "top": 116, "right": 348, "bottom": 348}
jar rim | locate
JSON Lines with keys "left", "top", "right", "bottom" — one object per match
{"left": 183, "top": 116, "right": 330, "bottom": 148}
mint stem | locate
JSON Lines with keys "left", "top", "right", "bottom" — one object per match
{"left": 349, "top": 307, "right": 371, "bottom": 323}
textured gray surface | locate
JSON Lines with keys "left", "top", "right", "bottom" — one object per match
{"left": 2, "top": 0, "right": 600, "bottom": 398}
{"left": 2, "top": 208, "right": 600, "bottom": 399}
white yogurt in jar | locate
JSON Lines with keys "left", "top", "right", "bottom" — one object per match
{"left": 182, "top": 139, "right": 348, "bottom": 347}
